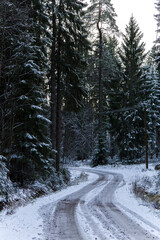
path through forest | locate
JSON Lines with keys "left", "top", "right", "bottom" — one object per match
{"left": 42, "top": 168, "right": 160, "bottom": 240}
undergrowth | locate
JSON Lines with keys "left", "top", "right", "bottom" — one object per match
{"left": 69, "top": 171, "right": 88, "bottom": 185}
{"left": 133, "top": 176, "right": 160, "bottom": 209}
{"left": 0, "top": 170, "right": 88, "bottom": 214}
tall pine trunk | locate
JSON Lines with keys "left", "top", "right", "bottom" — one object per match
{"left": 0, "top": 2, "right": 6, "bottom": 153}
{"left": 97, "top": 1, "right": 103, "bottom": 137}
{"left": 55, "top": 0, "right": 62, "bottom": 173}
{"left": 51, "top": 0, "right": 57, "bottom": 150}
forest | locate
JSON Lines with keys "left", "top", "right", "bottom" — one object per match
{"left": 0, "top": 0, "right": 160, "bottom": 198}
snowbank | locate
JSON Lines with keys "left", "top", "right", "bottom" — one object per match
{"left": 0, "top": 163, "right": 160, "bottom": 239}
{"left": 0, "top": 169, "right": 96, "bottom": 240}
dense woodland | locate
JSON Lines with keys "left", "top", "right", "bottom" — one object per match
{"left": 0, "top": 0, "right": 160, "bottom": 195}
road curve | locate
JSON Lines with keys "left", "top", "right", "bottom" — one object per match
{"left": 44, "top": 168, "right": 160, "bottom": 240}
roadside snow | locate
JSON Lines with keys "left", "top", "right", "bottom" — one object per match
{"left": 0, "top": 170, "right": 97, "bottom": 240}
{"left": 95, "top": 163, "right": 160, "bottom": 238}
{"left": 0, "top": 163, "right": 160, "bottom": 239}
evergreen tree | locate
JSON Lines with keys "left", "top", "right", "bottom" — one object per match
{"left": 0, "top": 0, "right": 54, "bottom": 186}
{"left": 104, "top": 37, "right": 124, "bottom": 158}
{"left": 154, "top": 0, "right": 160, "bottom": 74}
{"left": 86, "top": 0, "right": 118, "bottom": 166}
{"left": 63, "top": 106, "right": 96, "bottom": 161}
{"left": 50, "top": 0, "right": 89, "bottom": 171}
{"left": 141, "top": 56, "right": 160, "bottom": 158}
{"left": 153, "top": 0, "right": 160, "bottom": 157}
{"left": 118, "top": 16, "right": 147, "bottom": 161}
{"left": 0, "top": 155, "right": 13, "bottom": 199}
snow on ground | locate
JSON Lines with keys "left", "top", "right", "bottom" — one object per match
{"left": 95, "top": 163, "right": 160, "bottom": 237}
{"left": 0, "top": 170, "right": 97, "bottom": 240}
{"left": 0, "top": 163, "right": 160, "bottom": 239}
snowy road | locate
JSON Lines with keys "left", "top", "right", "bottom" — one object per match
{"left": 42, "top": 168, "right": 160, "bottom": 240}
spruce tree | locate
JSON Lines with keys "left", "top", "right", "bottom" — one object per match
{"left": 50, "top": 0, "right": 89, "bottom": 171}
{"left": 0, "top": 0, "right": 54, "bottom": 186}
{"left": 119, "top": 16, "right": 147, "bottom": 161}
{"left": 0, "top": 155, "right": 12, "bottom": 199}
{"left": 141, "top": 56, "right": 160, "bottom": 158}
{"left": 86, "top": 0, "right": 118, "bottom": 166}
{"left": 153, "top": 0, "right": 160, "bottom": 157}
{"left": 104, "top": 37, "right": 124, "bottom": 159}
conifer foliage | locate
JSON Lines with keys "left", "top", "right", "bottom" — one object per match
{"left": 154, "top": 0, "right": 160, "bottom": 157}
{"left": 86, "top": 0, "right": 118, "bottom": 166}
{"left": 1, "top": 0, "right": 160, "bottom": 198}
{"left": 50, "top": 0, "right": 89, "bottom": 171}
{"left": 118, "top": 16, "right": 147, "bottom": 160}
{"left": 0, "top": 0, "right": 89, "bottom": 193}
{"left": 0, "top": 0, "right": 54, "bottom": 188}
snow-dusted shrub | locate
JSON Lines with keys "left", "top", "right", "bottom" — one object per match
{"left": 132, "top": 179, "right": 147, "bottom": 200}
{"left": 156, "top": 172, "right": 160, "bottom": 189}
{"left": 0, "top": 155, "right": 13, "bottom": 201}
{"left": 155, "top": 164, "right": 160, "bottom": 170}
{"left": 133, "top": 175, "right": 160, "bottom": 209}
{"left": 91, "top": 141, "right": 109, "bottom": 167}
{"left": 28, "top": 181, "right": 49, "bottom": 198}
{"left": 70, "top": 171, "right": 88, "bottom": 185}
{"left": 60, "top": 168, "right": 71, "bottom": 184}
{"left": 31, "top": 165, "right": 70, "bottom": 192}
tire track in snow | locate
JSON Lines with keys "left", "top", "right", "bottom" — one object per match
{"left": 46, "top": 171, "right": 105, "bottom": 240}
{"left": 44, "top": 168, "right": 160, "bottom": 240}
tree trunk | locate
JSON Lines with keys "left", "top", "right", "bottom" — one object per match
{"left": 0, "top": 2, "right": 6, "bottom": 82}
{"left": 144, "top": 106, "right": 148, "bottom": 169}
{"left": 51, "top": 0, "right": 57, "bottom": 150}
{"left": 56, "top": 0, "right": 62, "bottom": 173}
{"left": 0, "top": 2, "right": 6, "bottom": 153}
{"left": 97, "top": 1, "right": 103, "bottom": 134}
{"left": 8, "top": 99, "right": 15, "bottom": 168}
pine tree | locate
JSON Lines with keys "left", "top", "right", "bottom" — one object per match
{"left": 0, "top": 155, "right": 13, "bottom": 200}
{"left": 86, "top": 0, "right": 118, "bottom": 166}
{"left": 0, "top": 0, "right": 54, "bottom": 186}
{"left": 50, "top": 0, "right": 89, "bottom": 171}
{"left": 154, "top": 0, "right": 160, "bottom": 74}
{"left": 141, "top": 56, "right": 160, "bottom": 158}
{"left": 153, "top": 0, "right": 160, "bottom": 158}
{"left": 104, "top": 37, "right": 124, "bottom": 158}
{"left": 63, "top": 107, "right": 95, "bottom": 161}
{"left": 118, "top": 16, "right": 147, "bottom": 161}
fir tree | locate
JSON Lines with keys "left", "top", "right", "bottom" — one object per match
{"left": 119, "top": 16, "right": 147, "bottom": 161}
{"left": 153, "top": 0, "right": 160, "bottom": 157}
{"left": 0, "top": 0, "right": 54, "bottom": 186}
{"left": 86, "top": 0, "right": 118, "bottom": 166}
{"left": 104, "top": 37, "right": 124, "bottom": 158}
{"left": 50, "top": 0, "right": 89, "bottom": 171}
{"left": 141, "top": 57, "right": 160, "bottom": 158}
{"left": 0, "top": 155, "right": 13, "bottom": 200}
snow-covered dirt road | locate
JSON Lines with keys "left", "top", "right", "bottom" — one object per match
{"left": 1, "top": 165, "right": 160, "bottom": 240}
{"left": 42, "top": 168, "right": 160, "bottom": 240}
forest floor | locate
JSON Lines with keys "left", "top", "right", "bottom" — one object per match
{"left": 0, "top": 163, "right": 160, "bottom": 240}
